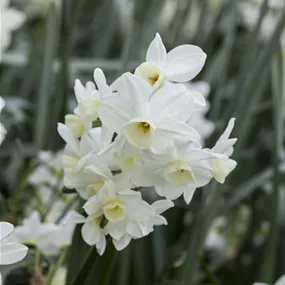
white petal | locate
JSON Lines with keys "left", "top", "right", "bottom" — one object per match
{"left": 57, "top": 123, "right": 80, "bottom": 156}
{"left": 107, "top": 221, "right": 126, "bottom": 240}
{"left": 0, "top": 222, "right": 14, "bottom": 241}
{"left": 0, "top": 242, "right": 28, "bottom": 265}
{"left": 97, "top": 235, "right": 106, "bottom": 256}
{"left": 124, "top": 200, "right": 155, "bottom": 222}
{"left": 165, "top": 45, "right": 207, "bottom": 82}
{"left": 62, "top": 212, "right": 86, "bottom": 224}
{"left": 98, "top": 97, "right": 131, "bottom": 133}
{"left": 155, "top": 182, "right": 185, "bottom": 201}
{"left": 2, "top": 9, "right": 26, "bottom": 32}
{"left": 149, "top": 84, "right": 193, "bottom": 122}
{"left": 112, "top": 234, "right": 132, "bottom": 251}
{"left": 276, "top": 275, "right": 285, "bottom": 285}
{"left": 81, "top": 222, "right": 101, "bottom": 246}
{"left": 214, "top": 159, "right": 237, "bottom": 184}
{"left": 116, "top": 73, "right": 152, "bottom": 116}
{"left": 155, "top": 121, "right": 200, "bottom": 145}
{"left": 126, "top": 221, "right": 144, "bottom": 238}
{"left": 151, "top": 200, "right": 174, "bottom": 215}
{"left": 183, "top": 186, "right": 196, "bottom": 204}
{"left": 153, "top": 215, "right": 168, "bottom": 226}
{"left": 0, "top": 97, "right": 5, "bottom": 113}
{"left": 83, "top": 196, "right": 103, "bottom": 217}
{"left": 217, "top": 118, "right": 236, "bottom": 142}
{"left": 94, "top": 68, "right": 111, "bottom": 96}
{"left": 114, "top": 134, "right": 141, "bottom": 158}
{"left": 146, "top": 33, "right": 167, "bottom": 67}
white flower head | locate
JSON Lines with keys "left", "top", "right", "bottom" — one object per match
{"left": 134, "top": 33, "right": 207, "bottom": 90}
{"left": 12, "top": 211, "right": 57, "bottom": 246}
{"left": 99, "top": 72, "right": 200, "bottom": 152}
{"left": 83, "top": 178, "right": 156, "bottom": 251}
{"left": 64, "top": 211, "right": 107, "bottom": 256}
{"left": 39, "top": 219, "right": 75, "bottom": 256}
{"left": 139, "top": 141, "right": 218, "bottom": 203}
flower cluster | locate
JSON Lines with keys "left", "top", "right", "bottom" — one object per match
{"left": 58, "top": 33, "right": 237, "bottom": 255}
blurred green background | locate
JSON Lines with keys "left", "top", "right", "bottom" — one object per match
{"left": 0, "top": 0, "right": 285, "bottom": 284}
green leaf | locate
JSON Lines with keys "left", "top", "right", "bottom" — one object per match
{"left": 33, "top": 3, "right": 59, "bottom": 150}
{"left": 85, "top": 241, "right": 116, "bottom": 285}
{"left": 66, "top": 225, "right": 90, "bottom": 285}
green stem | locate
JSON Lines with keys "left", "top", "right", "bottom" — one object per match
{"left": 46, "top": 249, "right": 67, "bottom": 285}
{"left": 34, "top": 248, "right": 41, "bottom": 271}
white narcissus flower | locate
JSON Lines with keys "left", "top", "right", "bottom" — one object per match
{"left": 64, "top": 155, "right": 113, "bottom": 200}
{"left": 0, "top": 97, "right": 7, "bottom": 145}
{"left": 57, "top": 32, "right": 238, "bottom": 252}
{"left": 64, "top": 211, "right": 107, "bottom": 256}
{"left": 58, "top": 124, "right": 112, "bottom": 174}
{"left": 12, "top": 211, "right": 57, "bottom": 246}
{"left": 253, "top": 275, "right": 285, "bottom": 285}
{"left": 0, "top": 0, "right": 26, "bottom": 56}
{"left": 134, "top": 33, "right": 207, "bottom": 90}
{"left": 99, "top": 72, "right": 200, "bottom": 151}
{"left": 211, "top": 118, "right": 237, "bottom": 184}
{"left": 65, "top": 69, "right": 112, "bottom": 139}
{"left": 139, "top": 142, "right": 219, "bottom": 203}
{"left": 39, "top": 220, "right": 75, "bottom": 256}
{"left": 83, "top": 179, "right": 156, "bottom": 251}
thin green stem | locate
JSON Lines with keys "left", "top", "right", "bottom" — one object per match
{"left": 46, "top": 249, "right": 67, "bottom": 285}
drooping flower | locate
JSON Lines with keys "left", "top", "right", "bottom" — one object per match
{"left": 134, "top": 33, "right": 207, "bottom": 90}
